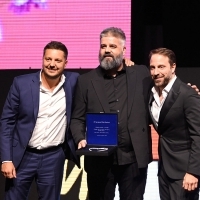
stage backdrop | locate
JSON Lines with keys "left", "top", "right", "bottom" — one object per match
{"left": 0, "top": 0, "right": 130, "bottom": 69}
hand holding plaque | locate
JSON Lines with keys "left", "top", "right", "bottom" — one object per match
{"left": 76, "top": 113, "right": 118, "bottom": 156}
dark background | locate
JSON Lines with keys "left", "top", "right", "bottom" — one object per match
{"left": 1, "top": 0, "right": 200, "bottom": 199}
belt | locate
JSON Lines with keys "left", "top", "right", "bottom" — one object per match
{"left": 26, "top": 144, "right": 63, "bottom": 154}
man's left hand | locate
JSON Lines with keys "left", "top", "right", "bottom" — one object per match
{"left": 182, "top": 173, "right": 198, "bottom": 191}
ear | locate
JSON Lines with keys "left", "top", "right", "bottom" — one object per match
{"left": 123, "top": 46, "right": 126, "bottom": 56}
{"left": 172, "top": 63, "right": 176, "bottom": 73}
{"left": 65, "top": 60, "right": 68, "bottom": 67}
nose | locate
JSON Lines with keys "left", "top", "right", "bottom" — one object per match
{"left": 50, "top": 60, "right": 55, "bottom": 67}
{"left": 105, "top": 46, "right": 111, "bottom": 53}
{"left": 153, "top": 67, "right": 160, "bottom": 75}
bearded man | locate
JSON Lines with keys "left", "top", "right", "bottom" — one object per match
{"left": 70, "top": 27, "right": 153, "bottom": 200}
{"left": 149, "top": 48, "right": 200, "bottom": 200}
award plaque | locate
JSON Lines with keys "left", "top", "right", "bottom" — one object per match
{"left": 76, "top": 113, "right": 118, "bottom": 156}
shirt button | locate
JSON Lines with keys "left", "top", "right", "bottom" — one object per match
{"left": 117, "top": 110, "right": 120, "bottom": 113}
{"left": 116, "top": 99, "right": 119, "bottom": 102}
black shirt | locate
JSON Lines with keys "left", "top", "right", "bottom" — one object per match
{"left": 103, "top": 68, "right": 136, "bottom": 165}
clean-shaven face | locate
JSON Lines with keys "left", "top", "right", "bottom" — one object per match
{"left": 99, "top": 36, "right": 126, "bottom": 70}
{"left": 42, "top": 49, "right": 67, "bottom": 79}
{"left": 150, "top": 54, "right": 176, "bottom": 90}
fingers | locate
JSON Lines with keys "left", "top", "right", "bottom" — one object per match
{"left": 12, "top": 168, "right": 17, "bottom": 178}
{"left": 187, "top": 83, "right": 200, "bottom": 94}
{"left": 182, "top": 173, "right": 198, "bottom": 191}
{"left": 183, "top": 182, "right": 197, "bottom": 191}
{"left": 191, "top": 84, "right": 197, "bottom": 88}
{"left": 2, "top": 171, "right": 15, "bottom": 178}
{"left": 124, "top": 58, "right": 134, "bottom": 66}
{"left": 1, "top": 162, "right": 16, "bottom": 179}
{"left": 78, "top": 140, "right": 87, "bottom": 149}
{"left": 78, "top": 143, "right": 82, "bottom": 149}
{"left": 191, "top": 85, "right": 199, "bottom": 93}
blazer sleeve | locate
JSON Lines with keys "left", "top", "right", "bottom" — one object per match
{"left": 184, "top": 88, "right": 200, "bottom": 176}
{"left": 0, "top": 77, "right": 20, "bottom": 162}
{"left": 70, "top": 76, "right": 87, "bottom": 145}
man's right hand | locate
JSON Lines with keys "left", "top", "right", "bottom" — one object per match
{"left": 124, "top": 58, "right": 134, "bottom": 66}
{"left": 182, "top": 173, "right": 198, "bottom": 191}
{"left": 1, "top": 162, "right": 16, "bottom": 178}
{"left": 78, "top": 140, "right": 87, "bottom": 149}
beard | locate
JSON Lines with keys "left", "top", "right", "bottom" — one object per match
{"left": 154, "top": 76, "right": 171, "bottom": 89}
{"left": 99, "top": 53, "right": 123, "bottom": 70}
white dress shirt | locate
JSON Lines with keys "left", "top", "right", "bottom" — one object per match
{"left": 28, "top": 72, "right": 67, "bottom": 149}
{"left": 151, "top": 75, "right": 177, "bottom": 127}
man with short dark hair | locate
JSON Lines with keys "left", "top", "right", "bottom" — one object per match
{"left": 70, "top": 27, "right": 153, "bottom": 200}
{"left": 0, "top": 41, "right": 80, "bottom": 200}
{"left": 149, "top": 48, "right": 200, "bottom": 200}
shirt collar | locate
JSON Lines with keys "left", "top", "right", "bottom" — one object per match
{"left": 102, "top": 67, "right": 126, "bottom": 79}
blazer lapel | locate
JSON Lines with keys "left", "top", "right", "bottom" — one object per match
{"left": 149, "top": 92, "right": 158, "bottom": 130}
{"left": 126, "top": 66, "right": 137, "bottom": 117}
{"left": 30, "top": 72, "right": 40, "bottom": 121}
{"left": 91, "top": 67, "right": 110, "bottom": 113}
{"left": 158, "top": 78, "right": 181, "bottom": 128}
{"left": 63, "top": 73, "right": 72, "bottom": 125}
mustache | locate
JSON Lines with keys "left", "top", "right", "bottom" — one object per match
{"left": 103, "top": 54, "right": 114, "bottom": 58}
{"left": 153, "top": 75, "right": 164, "bottom": 79}
{"left": 46, "top": 65, "right": 56, "bottom": 69}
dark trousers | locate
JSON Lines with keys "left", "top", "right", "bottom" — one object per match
{"left": 87, "top": 163, "right": 147, "bottom": 200}
{"left": 159, "top": 165, "right": 199, "bottom": 200}
{"left": 4, "top": 146, "right": 65, "bottom": 200}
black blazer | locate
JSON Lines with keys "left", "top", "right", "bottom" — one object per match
{"left": 149, "top": 78, "right": 200, "bottom": 179}
{"left": 70, "top": 64, "right": 153, "bottom": 169}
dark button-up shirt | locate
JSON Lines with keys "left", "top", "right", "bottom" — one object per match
{"left": 103, "top": 68, "right": 136, "bottom": 165}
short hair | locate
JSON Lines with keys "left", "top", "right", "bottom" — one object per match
{"left": 100, "top": 27, "right": 126, "bottom": 45}
{"left": 149, "top": 48, "right": 176, "bottom": 66}
{"left": 43, "top": 41, "right": 68, "bottom": 59}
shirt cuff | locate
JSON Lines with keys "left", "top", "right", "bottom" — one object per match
{"left": 2, "top": 161, "right": 12, "bottom": 163}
